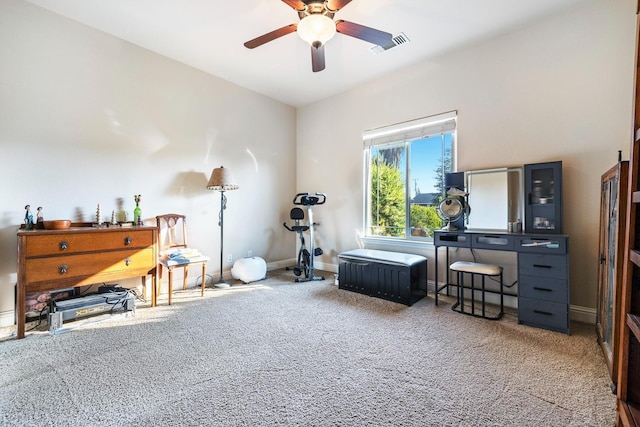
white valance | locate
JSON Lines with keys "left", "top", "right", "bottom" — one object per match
{"left": 363, "top": 110, "right": 456, "bottom": 147}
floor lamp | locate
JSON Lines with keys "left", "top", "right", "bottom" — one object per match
{"left": 207, "top": 166, "right": 239, "bottom": 288}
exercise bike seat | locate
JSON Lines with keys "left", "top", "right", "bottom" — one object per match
{"left": 283, "top": 208, "right": 309, "bottom": 233}
{"left": 290, "top": 207, "right": 304, "bottom": 220}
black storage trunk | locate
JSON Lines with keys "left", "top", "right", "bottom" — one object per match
{"left": 338, "top": 249, "right": 427, "bottom": 306}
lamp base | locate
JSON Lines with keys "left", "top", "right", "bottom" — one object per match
{"left": 213, "top": 278, "right": 231, "bottom": 289}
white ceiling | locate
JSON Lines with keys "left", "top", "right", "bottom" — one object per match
{"left": 24, "top": 0, "right": 586, "bottom": 107}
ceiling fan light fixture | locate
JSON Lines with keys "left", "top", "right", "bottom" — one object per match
{"left": 297, "top": 14, "right": 336, "bottom": 46}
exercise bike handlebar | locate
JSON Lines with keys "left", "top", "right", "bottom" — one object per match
{"left": 292, "top": 192, "right": 327, "bottom": 206}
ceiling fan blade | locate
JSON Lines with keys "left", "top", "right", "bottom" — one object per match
{"left": 244, "top": 24, "right": 298, "bottom": 49}
{"left": 281, "top": 0, "right": 306, "bottom": 11}
{"left": 335, "top": 20, "right": 393, "bottom": 47}
{"left": 311, "top": 44, "right": 326, "bottom": 72}
{"left": 327, "top": 0, "right": 353, "bottom": 12}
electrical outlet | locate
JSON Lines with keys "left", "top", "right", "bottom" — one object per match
{"left": 227, "top": 253, "right": 233, "bottom": 263}
{"left": 247, "top": 250, "right": 253, "bottom": 258}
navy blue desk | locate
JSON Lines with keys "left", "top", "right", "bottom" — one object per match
{"left": 434, "top": 230, "right": 570, "bottom": 334}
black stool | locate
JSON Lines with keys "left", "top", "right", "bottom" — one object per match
{"left": 450, "top": 261, "right": 504, "bottom": 320}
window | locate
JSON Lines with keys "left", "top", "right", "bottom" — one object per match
{"left": 364, "top": 111, "right": 456, "bottom": 242}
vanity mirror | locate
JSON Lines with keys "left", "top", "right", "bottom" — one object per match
{"left": 464, "top": 167, "right": 523, "bottom": 231}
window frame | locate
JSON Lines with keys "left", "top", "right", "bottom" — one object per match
{"left": 362, "top": 111, "right": 457, "bottom": 247}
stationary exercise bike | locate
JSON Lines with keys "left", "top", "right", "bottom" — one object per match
{"left": 282, "top": 192, "right": 326, "bottom": 282}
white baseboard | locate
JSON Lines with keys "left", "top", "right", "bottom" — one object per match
{"left": 313, "top": 261, "right": 338, "bottom": 273}
{"left": 569, "top": 305, "right": 596, "bottom": 325}
{"left": 426, "top": 281, "right": 597, "bottom": 325}
{"left": 4, "top": 264, "right": 597, "bottom": 329}
{"left": 266, "top": 259, "right": 296, "bottom": 271}
{"left": 0, "top": 310, "right": 14, "bottom": 328}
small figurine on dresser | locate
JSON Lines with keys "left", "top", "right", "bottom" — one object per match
{"left": 96, "top": 203, "right": 103, "bottom": 226}
{"left": 24, "top": 205, "right": 34, "bottom": 230}
{"left": 133, "top": 194, "right": 142, "bottom": 226}
{"left": 36, "top": 206, "right": 44, "bottom": 229}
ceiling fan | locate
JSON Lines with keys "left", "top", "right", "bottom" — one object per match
{"left": 244, "top": 0, "right": 393, "bottom": 72}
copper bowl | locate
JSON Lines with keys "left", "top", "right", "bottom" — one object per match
{"left": 43, "top": 220, "right": 72, "bottom": 230}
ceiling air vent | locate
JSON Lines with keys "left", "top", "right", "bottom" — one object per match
{"left": 370, "top": 33, "right": 410, "bottom": 55}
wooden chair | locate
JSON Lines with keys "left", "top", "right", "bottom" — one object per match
{"left": 156, "top": 214, "right": 209, "bottom": 305}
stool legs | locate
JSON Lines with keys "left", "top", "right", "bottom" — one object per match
{"left": 451, "top": 271, "right": 504, "bottom": 320}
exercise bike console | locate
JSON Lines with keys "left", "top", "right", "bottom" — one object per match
{"left": 293, "top": 192, "right": 326, "bottom": 206}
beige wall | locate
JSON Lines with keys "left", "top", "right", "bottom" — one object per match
{"left": 0, "top": 0, "right": 297, "bottom": 326}
{"left": 296, "top": 0, "right": 636, "bottom": 316}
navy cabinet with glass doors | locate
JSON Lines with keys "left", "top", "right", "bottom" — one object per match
{"left": 524, "top": 161, "right": 563, "bottom": 234}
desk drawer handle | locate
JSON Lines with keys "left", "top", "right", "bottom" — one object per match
{"left": 125, "top": 258, "right": 131, "bottom": 266}
{"left": 533, "top": 264, "right": 552, "bottom": 269}
{"left": 59, "top": 264, "right": 68, "bottom": 274}
{"left": 533, "top": 286, "right": 552, "bottom": 292}
{"left": 124, "top": 237, "right": 131, "bottom": 246}
{"left": 533, "top": 309, "right": 552, "bottom": 316}
{"left": 59, "top": 241, "right": 68, "bottom": 251}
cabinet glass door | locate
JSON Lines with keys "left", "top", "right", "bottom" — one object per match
{"left": 597, "top": 174, "right": 616, "bottom": 361}
{"left": 524, "top": 161, "right": 563, "bottom": 234}
{"left": 596, "top": 161, "right": 628, "bottom": 386}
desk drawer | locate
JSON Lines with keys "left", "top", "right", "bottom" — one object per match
{"left": 25, "top": 230, "right": 155, "bottom": 256}
{"left": 25, "top": 247, "right": 155, "bottom": 283}
{"left": 518, "top": 297, "right": 569, "bottom": 333}
{"left": 434, "top": 232, "right": 470, "bottom": 248}
{"left": 517, "top": 236, "right": 568, "bottom": 254}
{"left": 518, "top": 253, "right": 567, "bottom": 279}
{"left": 471, "top": 234, "right": 514, "bottom": 251}
{"left": 519, "top": 275, "right": 568, "bottom": 304}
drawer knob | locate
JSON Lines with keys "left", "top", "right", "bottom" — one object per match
{"left": 59, "top": 241, "right": 68, "bottom": 251}
{"left": 125, "top": 258, "right": 131, "bottom": 266}
{"left": 59, "top": 264, "right": 68, "bottom": 274}
{"left": 124, "top": 237, "right": 131, "bottom": 246}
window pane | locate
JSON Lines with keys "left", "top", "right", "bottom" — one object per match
{"left": 408, "top": 134, "right": 453, "bottom": 238}
{"left": 369, "top": 144, "right": 406, "bottom": 237}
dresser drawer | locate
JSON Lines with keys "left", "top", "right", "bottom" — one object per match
{"left": 25, "top": 229, "right": 155, "bottom": 256}
{"left": 25, "top": 247, "right": 155, "bottom": 283}
{"left": 518, "top": 297, "right": 569, "bottom": 333}
{"left": 518, "top": 253, "right": 567, "bottom": 279}
{"left": 519, "top": 275, "right": 568, "bottom": 304}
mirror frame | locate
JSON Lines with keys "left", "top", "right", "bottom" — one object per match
{"left": 464, "top": 167, "right": 524, "bottom": 232}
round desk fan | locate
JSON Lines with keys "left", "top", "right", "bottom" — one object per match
{"left": 437, "top": 197, "right": 465, "bottom": 231}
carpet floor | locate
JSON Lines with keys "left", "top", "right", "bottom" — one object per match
{"left": 0, "top": 270, "right": 615, "bottom": 426}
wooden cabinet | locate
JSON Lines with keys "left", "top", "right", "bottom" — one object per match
{"left": 596, "top": 161, "right": 628, "bottom": 391}
{"left": 16, "top": 225, "right": 157, "bottom": 339}
{"left": 617, "top": 4, "right": 640, "bottom": 425}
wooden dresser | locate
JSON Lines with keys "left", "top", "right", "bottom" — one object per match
{"left": 16, "top": 225, "right": 157, "bottom": 339}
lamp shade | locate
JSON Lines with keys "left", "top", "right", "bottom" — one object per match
{"left": 207, "top": 166, "right": 239, "bottom": 191}
{"left": 297, "top": 14, "right": 336, "bottom": 46}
